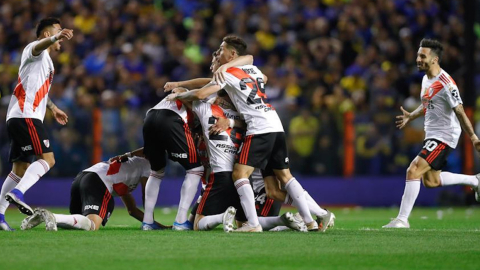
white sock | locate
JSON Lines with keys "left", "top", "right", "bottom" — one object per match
{"left": 197, "top": 214, "right": 223, "bottom": 230}
{"left": 285, "top": 178, "right": 313, "bottom": 224}
{"left": 0, "top": 172, "right": 21, "bottom": 214}
{"left": 304, "top": 191, "right": 328, "bottom": 217}
{"left": 176, "top": 166, "right": 202, "bottom": 223}
{"left": 143, "top": 170, "right": 164, "bottom": 224}
{"left": 235, "top": 178, "right": 259, "bottom": 227}
{"left": 54, "top": 214, "right": 94, "bottom": 230}
{"left": 258, "top": 216, "right": 282, "bottom": 230}
{"left": 440, "top": 172, "right": 479, "bottom": 187}
{"left": 397, "top": 180, "right": 421, "bottom": 222}
{"left": 15, "top": 159, "right": 50, "bottom": 193}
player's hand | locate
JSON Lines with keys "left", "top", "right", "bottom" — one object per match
{"left": 209, "top": 117, "right": 229, "bottom": 135}
{"left": 395, "top": 106, "right": 411, "bottom": 129}
{"left": 473, "top": 139, "right": 480, "bottom": 153}
{"left": 51, "top": 107, "right": 68, "bottom": 125}
{"left": 172, "top": 87, "right": 188, "bottom": 94}
{"left": 54, "top": 28, "right": 74, "bottom": 41}
{"left": 213, "top": 65, "right": 228, "bottom": 84}
{"left": 109, "top": 153, "right": 129, "bottom": 163}
{"left": 164, "top": 82, "right": 179, "bottom": 92}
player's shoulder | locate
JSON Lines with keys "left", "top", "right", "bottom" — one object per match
{"left": 226, "top": 65, "right": 261, "bottom": 75}
{"left": 438, "top": 69, "right": 457, "bottom": 87}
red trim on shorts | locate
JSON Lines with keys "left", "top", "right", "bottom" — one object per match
{"left": 261, "top": 198, "right": 274, "bottom": 217}
{"left": 183, "top": 123, "right": 197, "bottom": 163}
{"left": 25, "top": 119, "right": 42, "bottom": 155}
{"left": 426, "top": 143, "right": 446, "bottom": 164}
{"left": 197, "top": 174, "right": 214, "bottom": 214}
{"left": 99, "top": 190, "right": 112, "bottom": 219}
{"left": 240, "top": 135, "right": 253, "bottom": 165}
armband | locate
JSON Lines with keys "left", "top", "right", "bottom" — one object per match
{"left": 50, "top": 36, "right": 58, "bottom": 43}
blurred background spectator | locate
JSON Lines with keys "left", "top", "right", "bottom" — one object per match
{"left": 0, "top": 0, "right": 476, "bottom": 177}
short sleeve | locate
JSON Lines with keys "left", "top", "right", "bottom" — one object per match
{"left": 443, "top": 83, "right": 462, "bottom": 108}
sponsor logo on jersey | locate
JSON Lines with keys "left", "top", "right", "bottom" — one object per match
{"left": 242, "top": 68, "right": 257, "bottom": 74}
{"left": 84, "top": 205, "right": 99, "bottom": 211}
{"left": 21, "top": 145, "right": 33, "bottom": 151}
{"left": 171, "top": 152, "right": 188, "bottom": 159}
{"left": 43, "top": 140, "right": 50, "bottom": 148}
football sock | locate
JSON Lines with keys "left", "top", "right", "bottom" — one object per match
{"left": 397, "top": 179, "right": 421, "bottom": 222}
{"left": 235, "top": 178, "right": 259, "bottom": 227}
{"left": 439, "top": 172, "right": 479, "bottom": 187}
{"left": 304, "top": 191, "right": 328, "bottom": 217}
{"left": 176, "top": 166, "right": 203, "bottom": 224}
{"left": 258, "top": 216, "right": 282, "bottom": 231}
{"left": 143, "top": 170, "right": 164, "bottom": 224}
{"left": 285, "top": 178, "right": 314, "bottom": 224}
{"left": 54, "top": 214, "right": 94, "bottom": 230}
{"left": 0, "top": 172, "right": 21, "bottom": 214}
{"left": 15, "top": 160, "right": 50, "bottom": 193}
{"left": 197, "top": 214, "right": 223, "bottom": 230}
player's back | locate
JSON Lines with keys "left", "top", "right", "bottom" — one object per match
{"left": 220, "top": 65, "right": 284, "bottom": 136}
{"left": 421, "top": 69, "right": 462, "bottom": 148}
{"left": 7, "top": 41, "right": 55, "bottom": 122}
{"left": 148, "top": 97, "right": 189, "bottom": 123}
{"left": 192, "top": 100, "right": 243, "bottom": 173}
{"left": 83, "top": 157, "right": 150, "bottom": 196}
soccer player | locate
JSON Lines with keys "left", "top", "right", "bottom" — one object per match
{"left": 383, "top": 39, "right": 480, "bottom": 228}
{"left": 168, "top": 35, "right": 320, "bottom": 231}
{"left": 0, "top": 18, "right": 73, "bottom": 230}
{"left": 21, "top": 155, "right": 168, "bottom": 231}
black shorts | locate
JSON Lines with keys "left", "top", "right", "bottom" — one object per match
{"left": 143, "top": 109, "right": 201, "bottom": 171}
{"left": 418, "top": 139, "right": 453, "bottom": 170}
{"left": 7, "top": 118, "right": 52, "bottom": 163}
{"left": 70, "top": 172, "right": 114, "bottom": 226}
{"left": 196, "top": 172, "right": 246, "bottom": 222}
{"left": 237, "top": 132, "right": 289, "bottom": 170}
{"left": 254, "top": 187, "right": 282, "bottom": 217}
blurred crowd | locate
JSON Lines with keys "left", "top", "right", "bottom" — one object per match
{"left": 0, "top": 0, "right": 475, "bottom": 177}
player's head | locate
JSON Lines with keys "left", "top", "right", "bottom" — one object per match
{"left": 210, "top": 49, "right": 220, "bottom": 72}
{"left": 36, "top": 17, "right": 62, "bottom": 51}
{"left": 218, "top": 35, "right": 247, "bottom": 65}
{"left": 417, "top": 38, "right": 443, "bottom": 72}
{"left": 215, "top": 90, "right": 235, "bottom": 110}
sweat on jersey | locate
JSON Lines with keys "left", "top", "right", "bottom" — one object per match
{"left": 421, "top": 69, "right": 462, "bottom": 148}
{"left": 217, "top": 65, "right": 284, "bottom": 136}
{"left": 83, "top": 157, "right": 150, "bottom": 197}
{"left": 7, "top": 41, "right": 55, "bottom": 122}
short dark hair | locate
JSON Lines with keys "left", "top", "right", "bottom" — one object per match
{"left": 419, "top": 38, "right": 443, "bottom": 62}
{"left": 217, "top": 89, "right": 228, "bottom": 97}
{"left": 223, "top": 35, "right": 247, "bottom": 56}
{"left": 36, "top": 17, "right": 61, "bottom": 38}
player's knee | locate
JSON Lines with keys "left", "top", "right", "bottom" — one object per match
{"left": 406, "top": 166, "right": 421, "bottom": 180}
{"left": 232, "top": 170, "right": 245, "bottom": 181}
{"left": 422, "top": 177, "right": 440, "bottom": 188}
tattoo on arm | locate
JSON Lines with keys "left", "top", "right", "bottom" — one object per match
{"left": 47, "top": 98, "right": 57, "bottom": 110}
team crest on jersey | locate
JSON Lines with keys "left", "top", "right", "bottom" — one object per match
{"left": 43, "top": 140, "right": 50, "bottom": 148}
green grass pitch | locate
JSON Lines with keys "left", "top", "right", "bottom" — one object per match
{"left": 1, "top": 206, "right": 479, "bottom": 270}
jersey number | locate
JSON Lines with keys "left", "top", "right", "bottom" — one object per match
{"left": 239, "top": 77, "right": 267, "bottom": 105}
{"left": 208, "top": 117, "right": 243, "bottom": 146}
{"left": 423, "top": 140, "right": 438, "bottom": 151}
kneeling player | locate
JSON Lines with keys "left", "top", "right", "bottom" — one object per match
{"left": 21, "top": 155, "right": 167, "bottom": 231}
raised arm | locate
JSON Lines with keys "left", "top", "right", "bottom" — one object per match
{"left": 453, "top": 104, "right": 480, "bottom": 151}
{"left": 396, "top": 105, "right": 423, "bottom": 129}
{"left": 214, "top": 55, "right": 254, "bottom": 83}
{"left": 33, "top": 28, "right": 73, "bottom": 56}
{"left": 164, "top": 78, "right": 213, "bottom": 93}
{"left": 167, "top": 84, "right": 222, "bottom": 102}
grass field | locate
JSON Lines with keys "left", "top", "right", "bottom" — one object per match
{"left": 1, "top": 206, "right": 480, "bottom": 270}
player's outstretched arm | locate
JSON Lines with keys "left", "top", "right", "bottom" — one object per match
{"left": 214, "top": 55, "right": 253, "bottom": 84}
{"left": 120, "top": 192, "right": 171, "bottom": 229}
{"left": 47, "top": 98, "right": 68, "bottom": 125}
{"left": 453, "top": 104, "right": 480, "bottom": 152}
{"left": 167, "top": 84, "right": 222, "bottom": 102}
{"left": 108, "top": 147, "right": 144, "bottom": 163}
{"left": 396, "top": 105, "right": 423, "bottom": 129}
{"left": 33, "top": 28, "right": 73, "bottom": 56}
{"left": 164, "top": 78, "right": 212, "bottom": 92}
